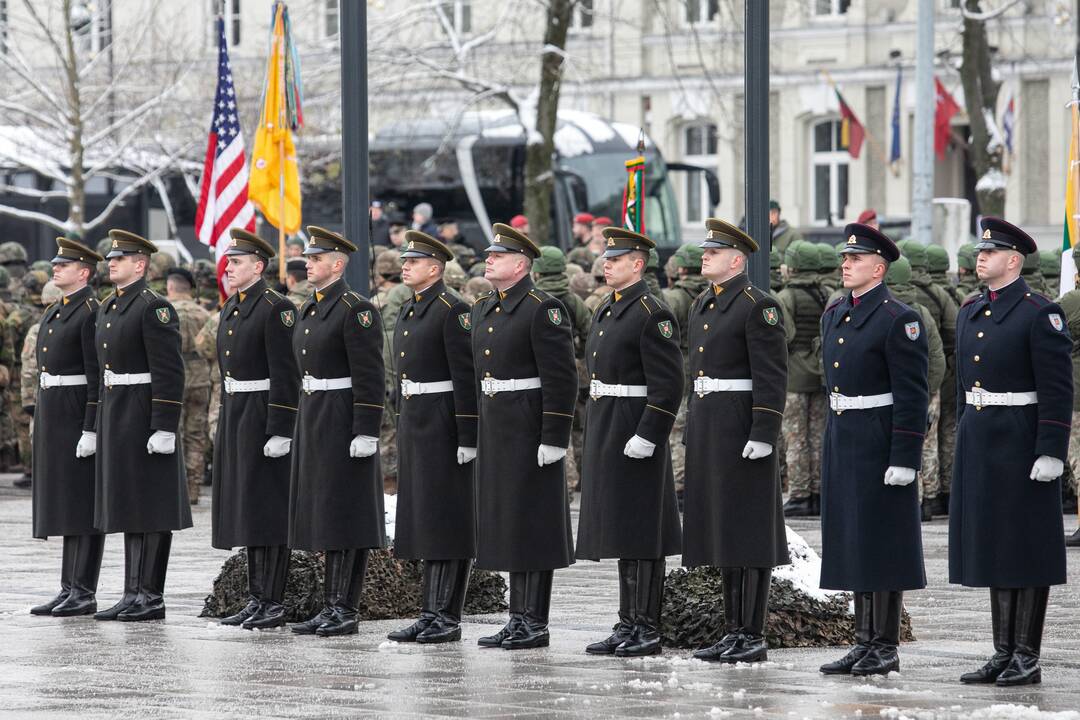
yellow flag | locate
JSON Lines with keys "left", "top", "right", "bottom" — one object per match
{"left": 249, "top": 3, "right": 301, "bottom": 234}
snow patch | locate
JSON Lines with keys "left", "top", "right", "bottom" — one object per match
{"left": 626, "top": 678, "right": 664, "bottom": 692}
{"left": 554, "top": 124, "right": 593, "bottom": 158}
{"left": 773, "top": 526, "right": 846, "bottom": 602}
{"left": 384, "top": 493, "right": 397, "bottom": 543}
{"left": 559, "top": 110, "right": 616, "bottom": 143}
{"left": 975, "top": 169, "right": 1007, "bottom": 193}
{"left": 961, "top": 706, "right": 1080, "bottom": 720}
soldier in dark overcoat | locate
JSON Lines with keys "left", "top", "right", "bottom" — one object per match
{"left": 471, "top": 223, "right": 577, "bottom": 650}
{"left": 817, "top": 223, "right": 929, "bottom": 676}
{"left": 288, "top": 226, "right": 386, "bottom": 637}
{"left": 30, "top": 238, "right": 104, "bottom": 617}
{"left": 682, "top": 218, "right": 789, "bottom": 664}
{"left": 212, "top": 229, "right": 300, "bottom": 630}
{"left": 387, "top": 231, "right": 478, "bottom": 644}
{"left": 951, "top": 217, "right": 1073, "bottom": 687}
{"left": 93, "top": 230, "right": 190, "bottom": 623}
{"left": 575, "top": 227, "right": 683, "bottom": 658}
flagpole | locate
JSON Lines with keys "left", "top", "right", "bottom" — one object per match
{"left": 276, "top": 1, "right": 287, "bottom": 284}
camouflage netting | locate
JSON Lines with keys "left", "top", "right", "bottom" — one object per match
{"left": 201, "top": 549, "right": 507, "bottom": 622}
{"left": 660, "top": 567, "right": 915, "bottom": 649}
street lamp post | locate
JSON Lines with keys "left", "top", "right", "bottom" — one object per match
{"left": 744, "top": 1, "right": 770, "bottom": 289}
{"left": 340, "top": 0, "right": 370, "bottom": 293}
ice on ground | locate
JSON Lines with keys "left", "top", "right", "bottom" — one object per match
{"left": 962, "top": 706, "right": 1080, "bottom": 720}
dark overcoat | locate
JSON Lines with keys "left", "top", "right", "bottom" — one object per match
{"left": 949, "top": 278, "right": 1072, "bottom": 587}
{"left": 681, "top": 274, "right": 790, "bottom": 569}
{"left": 575, "top": 279, "right": 683, "bottom": 560}
{"left": 211, "top": 279, "right": 300, "bottom": 549}
{"left": 819, "top": 282, "right": 929, "bottom": 592}
{"left": 32, "top": 286, "right": 100, "bottom": 538}
{"left": 392, "top": 280, "right": 478, "bottom": 560}
{"left": 470, "top": 278, "right": 578, "bottom": 572}
{"left": 288, "top": 279, "right": 386, "bottom": 551}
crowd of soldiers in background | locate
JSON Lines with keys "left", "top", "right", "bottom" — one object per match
{"left": 7, "top": 199, "right": 1080, "bottom": 532}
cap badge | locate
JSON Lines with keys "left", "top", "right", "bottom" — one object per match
{"left": 408, "top": 241, "right": 414, "bottom": 249}
{"left": 982, "top": 229, "right": 992, "bottom": 239}
{"left": 231, "top": 238, "right": 238, "bottom": 247}
{"left": 847, "top": 235, "right": 857, "bottom": 245}
{"left": 112, "top": 239, "right": 119, "bottom": 248}
{"left": 607, "top": 238, "right": 615, "bottom": 247}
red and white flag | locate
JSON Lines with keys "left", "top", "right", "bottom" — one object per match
{"left": 195, "top": 16, "right": 256, "bottom": 301}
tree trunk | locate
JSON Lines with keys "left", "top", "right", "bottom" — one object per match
{"left": 61, "top": 0, "right": 86, "bottom": 237}
{"left": 523, "top": 0, "right": 573, "bottom": 247}
{"left": 960, "top": 0, "right": 1004, "bottom": 217}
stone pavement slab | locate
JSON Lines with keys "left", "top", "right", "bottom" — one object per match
{"left": 2, "top": 478, "right": 1079, "bottom": 719}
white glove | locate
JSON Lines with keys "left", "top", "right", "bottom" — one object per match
{"left": 349, "top": 435, "right": 378, "bottom": 458}
{"left": 75, "top": 431, "right": 96, "bottom": 458}
{"left": 456, "top": 446, "right": 477, "bottom": 465}
{"left": 623, "top": 435, "right": 656, "bottom": 459}
{"left": 263, "top": 435, "right": 292, "bottom": 458}
{"left": 146, "top": 430, "right": 176, "bottom": 455}
{"left": 1030, "top": 456, "right": 1064, "bottom": 482}
{"left": 741, "top": 441, "right": 773, "bottom": 460}
{"left": 537, "top": 444, "right": 567, "bottom": 466}
{"left": 883, "top": 466, "right": 916, "bottom": 486}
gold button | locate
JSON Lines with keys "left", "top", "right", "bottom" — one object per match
{"left": 305, "top": 329, "right": 310, "bottom": 334}
{"left": 487, "top": 327, "right": 493, "bottom": 333}
{"left": 400, "top": 351, "right": 405, "bottom": 357}
{"left": 401, "top": 372, "right": 407, "bottom": 378}
{"left": 698, "top": 346, "right": 704, "bottom": 353}
{"left": 606, "top": 311, "right": 611, "bottom": 316}
{"left": 484, "top": 349, "right": 491, "bottom": 356}
{"left": 233, "top": 309, "right": 238, "bottom": 316}
{"left": 106, "top": 323, "right": 111, "bottom": 328}
{"left": 703, "top": 324, "right": 709, "bottom": 330}
{"left": 833, "top": 361, "right": 839, "bottom": 368}
{"left": 984, "top": 310, "right": 991, "bottom": 317}
{"left": 48, "top": 329, "right": 52, "bottom": 334}
{"left": 708, "top": 303, "right": 715, "bottom": 309}
{"left": 834, "top": 386, "right": 839, "bottom": 392}
{"left": 845, "top": 316, "right": 851, "bottom": 323}
{"left": 227, "top": 330, "right": 233, "bottom": 335}
{"left": 591, "top": 373, "right": 596, "bottom": 379}
{"left": 598, "top": 330, "right": 604, "bottom": 336}
{"left": 43, "top": 347, "right": 48, "bottom": 352}
{"left": 403, "top": 330, "right": 409, "bottom": 336}
{"left": 977, "top": 331, "right": 984, "bottom": 338}
{"left": 105, "top": 364, "right": 110, "bottom": 369}
{"left": 975, "top": 381, "right": 981, "bottom": 387}
{"left": 698, "top": 370, "right": 704, "bottom": 377}
{"left": 309, "top": 310, "right": 315, "bottom": 316}
{"left": 409, "top": 311, "right": 415, "bottom": 317}
{"left": 838, "top": 338, "right": 844, "bottom": 344}
{"left": 225, "top": 350, "right": 230, "bottom": 356}
{"left": 974, "top": 355, "right": 980, "bottom": 362}
{"left": 301, "top": 349, "right": 306, "bottom": 355}
{"left": 485, "top": 372, "right": 491, "bottom": 377}
{"left": 495, "top": 307, "right": 501, "bottom": 313}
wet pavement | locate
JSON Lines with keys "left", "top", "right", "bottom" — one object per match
{"left": 2, "top": 476, "right": 1079, "bottom": 719}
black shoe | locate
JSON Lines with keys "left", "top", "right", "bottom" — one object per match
{"left": 614, "top": 559, "right": 664, "bottom": 657}
{"left": 478, "top": 617, "right": 521, "bottom": 647}
{"left": 810, "top": 493, "right": 821, "bottom": 515}
{"left": 480, "top": 572, "right": 526, "bottom": 647}
{"left": 960, "top": 588, "right": 1016, "bottom": 684}
{"left": 996, "top": 586, "right": 1048, "bottom": 687}
{"left": 693, "top": 634, "right": 741, "bottom": 662}
{"left": 221, "top": 597, "right": 260, "bottom": 626}
{"left": 587, "top": 559, "right": 637, "bottom": 655}
{"left": 820, "top": 645, "right": 871, "bottom": 674}
{"left": 391, "top": 561, "right": 437, "bottom": 642}
{"left": 293, "top": 550, "right": 344, "bottom": 634}
{"left": 718, "top": 633, "right": 768, "bottom": 663}
{"left": 820, "top": 592, "right": 872, "bottom": 674}
{"left": 502, "top": 570, "right": 553, "bottom": 650}
{"left": 95, "top": 533, "right": 144, "bottom": 621}
{"left": 1066, "top": 528, "right": 1080, "bottom": 547}
{"left": 931, "top": 493, "right": 949, "bottom": 517}
{"left": 783, "top": 496, "right": 815, "bottom": 517}
{"left": 718, "top": 567, "right": 771, "bottom": 663}
{"left": 13, "top": 474, "right": 31, "bottom": 489}
{"left": 389, "top": 616, "right": 435, "bottom": 642}
{"left": 291, "top": 606, "right": 334, "bottom": 635}
{"left": 695, "top": 567, "right": 744, "bottom": 661}
{"left": 851, "top": 644, "right": 900, "bottom": 675}
{"left": 52, "top": 534, "right": 105, "bottom": 617}
{"left": 315, "top": 549, "right": 368, "bottom": 637}
{"left": 32, "top": 536, "right": 76, "bottom": 615}
{"left": 417, "top": 559, "right": 472, "bottom": 644}
{"left": 243, "top": 545, "right": 290, "bottom": 630}
{"left": 614, "top": 623, "right": 661, "bottom": 657}
{"left": 118, "top": 532, "right": 171, "bottom": 622}
{"left": 921, "top": 499, "right": 934, "bottom": 522}
{"left": 315, "top": 605, "right": 360, "bottom": 636}
{"left": 416, "top": 619, "right": 462, "bottom": 644}
{"left": 222, "top": 548, "right": 265, "bottom": 625}
{"left": 243, "top": 601, "right": 288, "bottom": 630}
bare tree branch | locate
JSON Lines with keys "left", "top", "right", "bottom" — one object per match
{"left": 960, "top": 0, "right": 1024, "bottom": 21}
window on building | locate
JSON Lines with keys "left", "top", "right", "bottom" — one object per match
{"left": 211, "top": 0, "right": 241, "bottom": 46}
{"left": 570, "top": 0, "right": 594, "bottom": 30}
{"left": 325, "top": 0, "right": 339, "bottom": 39}
{"left": 814, "top": 0, "right": 850, "bottom": 16}
{"left": 73, "top": 0, "right": 112, "bottom": 54}
{"left": 683, "top": 122, "right": 718, "bottom": 224}
{"left": 684, "top": 0, "right": 719, "bottom": 26}
{"left": 811, "top": 119, "right": 849, "bottom": 225}
{"left": 439, "top": 1, "right": 471, "bottom": 35}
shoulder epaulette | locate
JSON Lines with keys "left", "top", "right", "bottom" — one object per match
{"left": 138, "top": 288, "right": 159, "bottom": 305}
{"left": 341, "top": 291, "right": 365, "bottom": 308}
{"left": 262, "top": 287, "right": 284, "bottom": 305}
{"left": 527, "top": 290, "right": 547, "bottom": 304}
{"left": 437, "top": 291, "right": 453, "bottom": 308}
{"left": 1024, "top": 291, "right": 1051, "bottom": 307}
{"left": 43, "top": 302, "right": 58, "bottom": 316}
{"left": 741, "top": 287, "right": 760, "bottom": 304}
{"left": 824, "top": 298, "right": 844, "bottom": 313}
{"left": 960, "top": 295, "right": 980, "bottom": 308}
{"left": 639, "top": 294, "right": 661, "bottom": 315}
{"left": 84, "top": 297, "right": 98, "bottom": 312}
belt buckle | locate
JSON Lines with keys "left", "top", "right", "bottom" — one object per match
{"left": 482, "top": 379, "right": 495, "bottom": 397}
{"left": 401, "top": 380, "right": 414, "bottom": 400}
{"left": 103, "top": 371, "right": 114, "bottom": 389}
{"left": 303, "top": 375, "right": 313, "bottom": 395}
{"left": 589, "top": 379, "right": 601, "bottom": 401}
{"left": 225, "top": 379, "right": 235, "bottom": 395}
{"left": 971, "top": 388, "right": 985, "bottom": 409}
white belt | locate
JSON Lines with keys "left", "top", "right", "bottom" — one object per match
{"left": 965, "top": 389, "right": 1038, "bottom": 407}
{"left": 829, "top": 392, "right": 893, "bottom": 411}
{"left": 481, "top": 376, "right": 541, "bottom": 396}
{"left": 224, "top": 377, "right": 271, "bottom": 394}
{"left": 39, "top": 372, "right": 87, "bottom": 389}
{"left": 693, "top": 376, "right": 753, "bottom": 396}
{"left": 103, "top": 370, "right": 152, "bottom": 387}
{"left": 400, "top": 379, "right": 454, "bottom": 398}
{"left": 589, "top": 380, "right": 647, "bottom": 400}
{"left": 301, "top": 375, "right": 351, "bottom": 393}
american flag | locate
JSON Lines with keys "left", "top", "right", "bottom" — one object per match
{"left": 195, "top": 17, "right": 256, "bottom": 298}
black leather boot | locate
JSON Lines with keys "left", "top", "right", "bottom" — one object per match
{"left": 417, "top": 559, "right": 472, "bottom": 643}
{"left": 782, "top": 495, "right": 815, "bottom": 517}
{"left": 996, "top": 586, "right": 1048, "bottom": 686}
{"left": 316, "top": 549, "right": 369, "bottom": 636}
{"left": 389, "top": 560, "right": 438, "bottom": 642}
{"left": 243, "top": 545, "right": 291, "bottom": 630}
{"left": 95, "top": 533, "right": 144, "bottom": 621}
{"left": 810, "top": 492, "right": 821, "bottom": 515}
{"left": 721, "top": 567, "right": 771, "bottom": 663}
{"left": 931, "top": 492, "right": 949, "bottom": 517}
{"left": 479, "top": 571, "right": 525, "bottom": 647}
{"left": 502, "top": 570, "right": 553, "bottom": 649}
{"left": 53, "top": 534, "right": 105, "bottom": 617}
{"left": 31, "top": 535, "right": 77, "bottom": 615}
{"left": 616, "top": 559, "right": 664, "bottom": 657}
{"left": 921, "top": 498, "right": 934, "bottom": 522}
{"left": 292, "top": 550, "right": 342, "bottom": 634}
{"left": 222, "top": 546, "right": 265, "bottom": 626}
{"left": 961, "top": 588, "right": 1016, "bottom": 683}
{"left": 586, "top": 559, "right": 637, "bottom": 655}
{"left": 820, "top": 591, "right": 872, "bottom": 674}
{"left": 118, "top": 532, "right": 172, "bottom": 622}
{"left": 851, "top": 591, "right": 901, "bottom": 675}
{"left": 694, "top": 566, "right": 744, "bottom": 661}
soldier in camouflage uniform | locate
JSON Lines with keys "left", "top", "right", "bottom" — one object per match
{"left": 817, "top": 242, "right": 842, "bottom": 297}
{"left": 661, "top": 244, "right": 709, "bottom": 498}
{"left": 533, "top": 246, "right": 591, "bottom": 493}
{"left": 899, "top": 240, "right": 957, "bottom": 519}
{"left": 372, "top": 250, "right": 413, "bottom": 493}
{"left": 147, "top": 253, "right": 173, "bottom": 295}
{"left": 1021, "top": 250, "right": 1050, "bottom": 296}
{"left": 926, "top": 243, "right": 960, "bottom": 514}
{"left": 1040, "top": 249, "right": 1061, "bottom": 298}
{"left": 20, "top": 281, "right": 64, "bottom": 447}
{"left": 645, "top": 248, "right": 663, "bottom": 297}
{"left": 0, "top": 241, "right": 29, "bottom": 302}
{"left": 0, "top": 265, "right": 14, "bottom": 471}
{"left": 770, "top": 248, "right": 784, "bottom": 293}
{"left": 1059, "top": 247, "right": 1080, "bottom": 545}
{"left": 777, "top": 241, "right": 827, "bottom": 516}
{"left": 584, "top": 256, "right": 613, "bottom": 314}
{"left": 955, "top": 242, "right": 980, "bottom": 302}
{"left": 165, "top": 268, "right": 211, "bottom": 504}
{"left": 444, "top": 260, "right": 468, "bottom": 295}
{"left": 283, "top": 258, "right": 311, "bottom": 307}
{"left": 191, "top": 258, "right": 220, "bottom": 312}
{"left": 8, "top": 270, "right": 49, "bottom": 487}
